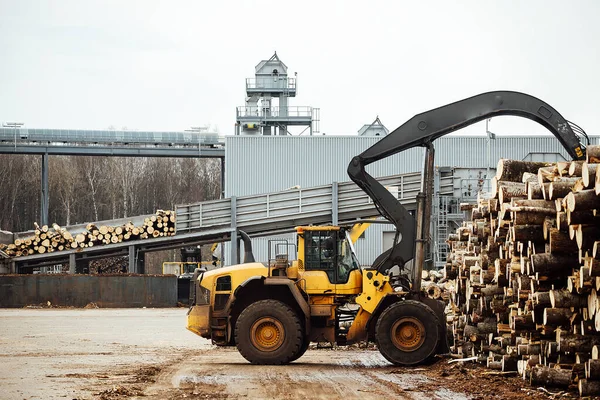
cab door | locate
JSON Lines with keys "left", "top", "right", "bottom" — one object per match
{"left": 300, "top": 229, "right": 361, "bottom": 295}
{"left": 300, "top": 229, "right": 338, "bottom": 294}
{"left": 333, "top": 232, "right": 362, "bottom": 295}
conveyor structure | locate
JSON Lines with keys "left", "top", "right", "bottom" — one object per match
{"left": 1, "top": 171, "right": 458, "bottom": 273}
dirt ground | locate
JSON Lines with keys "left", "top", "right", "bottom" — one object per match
{"left": 0, "top": 308, "right": 579, "bottom": 400}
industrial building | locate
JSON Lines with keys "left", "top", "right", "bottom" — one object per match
{"left": 222, "top": 53, "right": 599, "bottom": 267}
{"left": 1, "top": 52, "right": 597, "bottom": 273}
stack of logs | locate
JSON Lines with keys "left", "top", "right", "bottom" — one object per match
{"left": 89, "top": 256, "right": 129, "bottom": 274}
{"left": 0, "top": 210, "right": 175, "bottom": 257}
{"left": 421, "top": 269, "right": 453, "bottom": 302}
{"left": 447, "top": 148, "right": 600, "bottom": 397}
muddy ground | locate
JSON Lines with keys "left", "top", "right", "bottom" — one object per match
{"left": 0, "top": 308, "right": 579, "bottom": 399}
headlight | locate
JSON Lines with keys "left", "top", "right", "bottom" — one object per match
{"left": 197, "top": 285, "right": 210, "bottom": 305}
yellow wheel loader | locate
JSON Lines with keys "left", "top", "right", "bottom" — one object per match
{"left": 187, "top": 91, "right": 587, "bottom": 365}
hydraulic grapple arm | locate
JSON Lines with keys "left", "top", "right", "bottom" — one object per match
{"left": 347, "top": 90, "right": 586, "bottom": 283}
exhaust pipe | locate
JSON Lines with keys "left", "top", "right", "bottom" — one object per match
{"left": 238, "top": 230, "right": 255, "bottom": 263}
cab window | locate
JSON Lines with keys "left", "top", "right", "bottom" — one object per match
{"left": 304, "top": 230, "right": 336, "bottom": 282}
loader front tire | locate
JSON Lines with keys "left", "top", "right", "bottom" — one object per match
{"left": 375, "top": 300, "right": 441, "bottom": 366}
{"left": 289, "top": 336, "right": 310, "bottom": 362}
{"left": 235, "top": 299, "right": 303, "bottom": 365}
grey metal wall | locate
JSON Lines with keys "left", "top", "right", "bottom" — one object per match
{"left": 0, "top": 275, "right": 177, "bottom": 308}
{"left": 224, "top": 134, "right": 599, "bottom": 266}
{"left": 225, "top": 135, "right": 600, "bottom": 197}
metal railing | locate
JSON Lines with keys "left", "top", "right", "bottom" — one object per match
{"left": 175, "top": 172, "right": 457, "bottom": 235}
{"left": 246, "top": 77, "right": 296, "bottom": 90}
{"left": 236, "top": 106, "right": 313, "bottom": 119}
{"left": 0, "top": 128, "right": 225, "bottom": 147}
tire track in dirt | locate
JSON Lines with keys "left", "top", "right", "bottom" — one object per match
{"left": 140, "top": 348, "right": 470, "bottom": 400}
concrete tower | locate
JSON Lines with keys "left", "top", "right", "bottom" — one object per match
{"left": 236, "top": 52, "right": 319, "bottom": 136}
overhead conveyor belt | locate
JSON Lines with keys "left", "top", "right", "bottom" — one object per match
{"left": 176, "top": 172, "right": 457, "bottom": 235}
{"left": 176, "top": 172, "right": 457, "bottom": 262}
{"left": 2, "top": 171, "right": 457, "bottom": 272}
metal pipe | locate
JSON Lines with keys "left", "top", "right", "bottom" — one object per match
{"left": 41, "top": 153, "right": 49, "bottom": 226}
{"left": 238, "top": 230, "right": 255, "bottom": 263}
{"left": 220, "top": 157, "right": 225, "bottom": 198}
{"left": 412, "top": 192, "right": 425, "bottom": 293}
{"left": 422, "top": 143, "right": 435, "bottom": 268}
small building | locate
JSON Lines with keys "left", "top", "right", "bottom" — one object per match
{"left": 357, "top": 116, "right": 389, "bottom": 137}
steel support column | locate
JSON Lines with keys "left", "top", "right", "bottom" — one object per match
{"left": 220, "top": 157, "right": 225, "bottom": 198}
{"left": 331, "top": 181, "right": 338, "bottom": 226}
{"left": 128, "top": 245, "right": 137, "bottom": 273}
{"left": 69, "top": 254, "right": 76, "bottom": 274}
{"left": 230, "top": 196, "right": 238, "bottom": 265}
{"left": 412, "top": 144, "right": 435, "bottom": 293}
{"left": 422, "top": 144, "right": 435, "bottom": 271}
{"left": 41, "top": 153, "right": 49, "bottom": 226}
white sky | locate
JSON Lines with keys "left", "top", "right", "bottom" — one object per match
{"left": 0, "top": 0, "right": 599, "bottom": 136}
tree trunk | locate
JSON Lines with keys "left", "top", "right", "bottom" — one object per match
{"left": 548, "top": 179, "right": 581, "bottom": 200}
{"left": 497, "top": 181, "right": 527, "bottom": 204}
{"left": 530, "top": 365, "right": 571, "bottom": 387}
{"left": 565, "top": 189, "right": 600, "bottom": 212}
{"left": 550, "top": 289, "right": 587, "bottom": 308}
{"left": 548, "top": 228, "right": 578, "bottom": 254}
{"left": 566, "top": 209, "right": 600, "bottom": 226}
{"left": 530, "top": 254, "right": 578, "bottom": 276}
{"left": 512, "top": 225, "right": 544, "bottom": 244}
{"left": 501, "top": 355, "right": 518, "bottom": 372}
{"left": 569, "top": 160, "right": 585, "bottom": 176}
{"left": 527, "top": 182, "right": 543, "bottom": 199}
{"left": 579, "top": 379, "right": 600, "bottom": 397}
{"left": 586, "top": 144, "right": 600, "bottom": 163}
{"left": 586, "top": 359, "right": 600, "bottom": 380}
{"left": 582, "top": 162, "right": 598, "bottom": 188}
{"left": 543, "top": 308, "right": 573, "bottom": 327}
{"left": 576, "top": 225, "right": 600, "bottom": 250}
{"left": 557, "top": 330, "right": 600, "bottom": 353}
{"left": 496, "top": 159, "right": 551, "bottom": 182}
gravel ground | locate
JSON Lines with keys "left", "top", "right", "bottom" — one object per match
{"left": 0, "top": 308, "right": 210, "bottom": 399}
{"left": 0, "top": 308, "right": 576, "bottom": 399}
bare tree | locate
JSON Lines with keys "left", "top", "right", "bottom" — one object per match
{"left": 77, "top": 156, "right": 107, "bottom": 222}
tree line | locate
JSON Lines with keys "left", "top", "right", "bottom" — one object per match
{"left": 0, "top": 154, "right": 221, "bottom": 233}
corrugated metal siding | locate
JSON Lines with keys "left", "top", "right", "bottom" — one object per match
{"left": 354, "top": 223, "right": 395, "bottom": 266}
{"left": 225, "top": 135, "right": 600, "bottom": 197}
{"left": 223, "top": 134, "right": 599, "bottom": 265}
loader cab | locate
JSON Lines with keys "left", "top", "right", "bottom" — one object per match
{"left": 296, "top": 226, "right": 361, "bottom": 288}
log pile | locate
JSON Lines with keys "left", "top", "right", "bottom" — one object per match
{"left": 446, "top": 151, "right": 600, "bottom": 396}
{"left": 89, "top": 256, "right": 129, "bottom": 274}
{"left": 421, "top": 269, "right": 453, "bottom": 302}
{"left": 0, "top": 210, "right": 175, "bottom": 257}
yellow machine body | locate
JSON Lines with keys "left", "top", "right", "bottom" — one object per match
{"left": 187, "top": 225, "right": 395, "bottom": 347}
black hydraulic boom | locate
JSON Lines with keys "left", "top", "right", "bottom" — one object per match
{"left": 347, "top": 90, "right": 587, "bottom": 283}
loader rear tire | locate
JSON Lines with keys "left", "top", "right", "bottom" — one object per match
{"left": 235, "top": 299, "right": 303, "bottom": 365}
{"left": 375, "top": 300, "right": 441, "bottom": 366}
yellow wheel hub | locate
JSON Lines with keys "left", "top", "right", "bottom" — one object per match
{"left": 391, "top": 317, "right": 425, "bottom": 351}
{"left": 250, "top": 317, "right": 285, "bottom": 352}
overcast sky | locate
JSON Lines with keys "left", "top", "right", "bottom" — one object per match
{"left": 1, "top": 0, "right": 599, "bottom": 136}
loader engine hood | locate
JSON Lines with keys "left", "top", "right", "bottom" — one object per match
{"left": 199, "top": 262, "right": 268, "bottom": 291}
